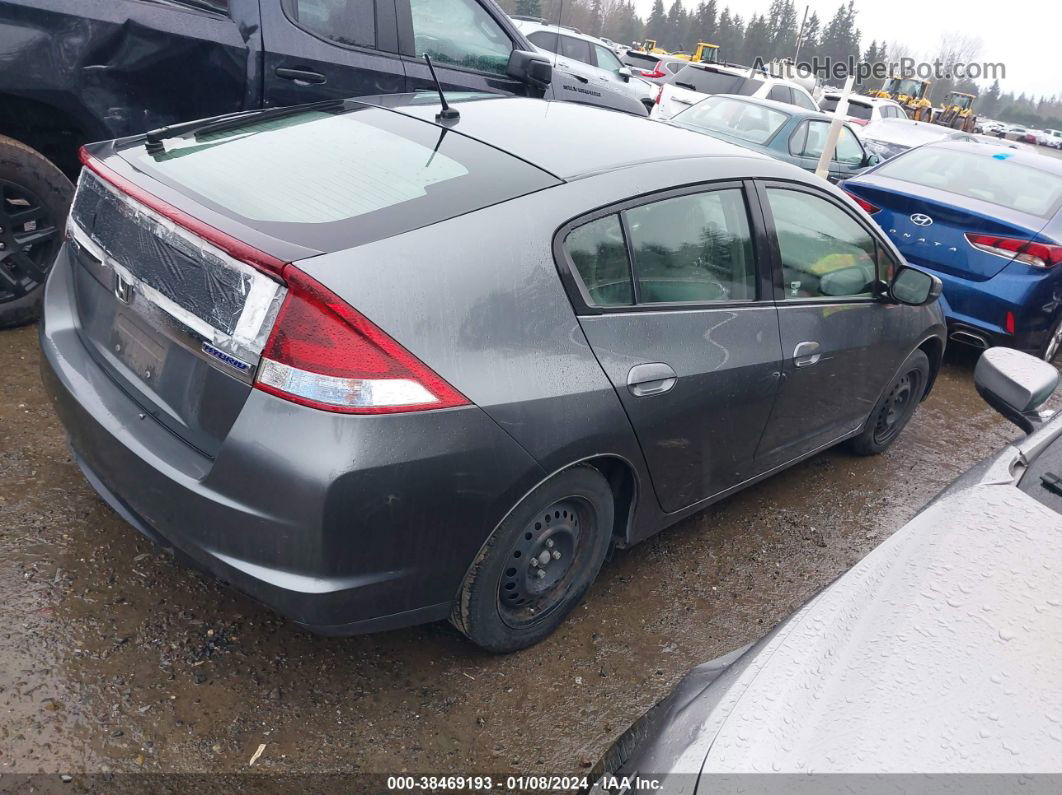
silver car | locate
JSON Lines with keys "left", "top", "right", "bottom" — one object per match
{"left": 512, "top": 19, "right": 654, "bottom": 110}
{"left": 591, "top": 347, "right": 1062, "bottom": 789}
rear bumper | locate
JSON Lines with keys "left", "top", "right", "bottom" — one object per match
{"left": 914, "top": 261, "right": 1060, "bottom": 354}
{"left": 40, "top": 250, "right": 544, "bottom": 634}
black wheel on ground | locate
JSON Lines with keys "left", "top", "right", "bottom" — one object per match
{"left": 849, "top": 349, "right": 930, "bottom": 456}
{"left": 450, "top": 465, "right": 614, "bottom": 653}
{"left": 0, "top": 135, "right": 73, "bottom": 329}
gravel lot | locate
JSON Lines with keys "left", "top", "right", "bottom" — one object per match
{"left": 6, "top": 317, "right": 1057, "bottom": 777}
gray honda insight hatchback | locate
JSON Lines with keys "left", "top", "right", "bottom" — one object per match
{"left": 39, "top": 93, "right": 945, "bottom": 652}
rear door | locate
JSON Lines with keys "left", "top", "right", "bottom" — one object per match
{"left": 260, "top": 0, "right": 404, "bottom": 106}
{"left": 753, "top": 181, "right": 905, "bottom": 466}
{"left": 557, "top": 182, "right": 783, "bottom": 513}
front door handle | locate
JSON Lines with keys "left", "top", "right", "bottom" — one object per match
{"left": 793, "top": 341, "right": 821, "bottom": 367}
{"left": 275, "top": 67, "right": 327, "bottom": 85}
{"left": 627, "top": 363, "right": 677, "bottom": 397}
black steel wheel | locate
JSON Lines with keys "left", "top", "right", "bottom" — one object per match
{"left": 451, "top": 466, "right": 614, "bottom": 653}
{"left": 0, "top": 135, "right": 73, "bottom": 329}
{"left": 850, "top": 349, "right": 930, "bottom": 456}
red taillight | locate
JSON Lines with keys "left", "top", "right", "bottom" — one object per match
{"left": 654, "top": 85, "right": 664, "bottom": 105}
{"left": 1005, "top": 311, "right": 1016, "bottom": 334}
{"left": 640, "top": 62, "right": 666, "bottom": 79}
{"left": 965, "top": 233, "right": 1062, "bottom": 269}
{"left": 850, "top": 118, "right": 869, "bottom": 126}
{"left": 843, "top": 189, "right": 880, "bottom": 215}
{"left": 256, "top": 269, "right": 469, "bottom": 414}
{"left": 81, "top": 147, "right": 467, "bottom": 415}
{"left": 79, "top": 147, "right": 285, "bottom": 279}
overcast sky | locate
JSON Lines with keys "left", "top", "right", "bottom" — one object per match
{"left": 630, "top": 0, "right": 1060, "bottom": 98}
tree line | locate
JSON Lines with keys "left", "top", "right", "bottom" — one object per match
{"left": 501, "top": 0, "right": 1061, "bottom": 129}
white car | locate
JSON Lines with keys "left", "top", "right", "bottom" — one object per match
{"left": 651, "top": 62, "right": 818, "bottom": 121}
{"left": 1044, "top": 129, "right": 1062, "bottom": 149}
{"left": 512, "top": 20, "right": 654, "bottom": 111}
{"left": 819, "top": 91, "right": 906, "bottom": 127}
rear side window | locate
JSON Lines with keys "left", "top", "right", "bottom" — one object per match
{"left": 768, "top": 188, "right": 878, "bottom": 300}
{"left": 566, "top": 216, "right": 633, "bottom": 307}
{"left": 876, "top": 146, "right": 1062, "bottom": 217}
{"left": 767, "top": 85, "right": 792, "bottom": 104}
{"left": 528, "top": 31, "right": 559, "bottom": 53}
{"left": 627, "top": 190, "right": 755, "bottom": 304}
{"left": 672, "top": 66, "right": 763, "bottom": 96}
{"left": 558, "top": 35, "right": 592, "bottom": 64}
{"left": 562, "top": 188, "right": 756, "bottom": 308}
{"left": 287, "top": 0, "right": 375, "bottom": 48}
{"left": 409, "top": 0, "right": 513, "bottom": 76}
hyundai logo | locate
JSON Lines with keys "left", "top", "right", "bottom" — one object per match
{"left": 911, "top": 213, "right": 934, "bottom": 227}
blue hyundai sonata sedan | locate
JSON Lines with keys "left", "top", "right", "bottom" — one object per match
{"left": 841, "top": 142, "right": 1062, "bottom": 359}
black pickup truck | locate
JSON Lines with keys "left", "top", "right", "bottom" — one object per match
{"left": 0, "top": 0, "right": 646, "bottom": 327}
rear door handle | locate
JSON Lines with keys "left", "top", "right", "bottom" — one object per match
{"left": 275, "top": 67, "right": 327, "bottom": 85}
{"left": 793, "top": 341, "right": 821, "bottom": 367}
{"left": 627, "top": 363, "right": 677, "bottom": 397}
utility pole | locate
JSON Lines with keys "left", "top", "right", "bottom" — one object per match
{"left": 793, "top": 4, "right": 809, "bottom": 63}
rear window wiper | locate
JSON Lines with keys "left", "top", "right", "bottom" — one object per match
{"left": 675, "top": 82, "right": 699, "bottom": 92}
{"left": 144, "top": 99, "right": 347, "bottom": 154}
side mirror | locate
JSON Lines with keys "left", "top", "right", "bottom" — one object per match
{"left": 618, "top": 66, "right": 632, "bottom": 81}
{"left": 889, "top": 265, "right": 942, "bottom": 306}
{"left": 975, "top": 347, "right": 1059, "bottom": 433}
{"left": 507, "top": 50, "right": 553, "bottom": 93}
{"left": 863, "top": 152, "right": 880, "bottom": 167}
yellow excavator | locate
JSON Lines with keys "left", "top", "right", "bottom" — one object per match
{"left": 871, "top": 77, "right": 933, "bottom": 120}
{"left": 633, "top": 39, "right": 670, "bottom": 56}
{"left": 673, "top": 42, "right": 721, "bottom": 64}
{"left": 933, "top": 91, "right": 978, "bottom": 132}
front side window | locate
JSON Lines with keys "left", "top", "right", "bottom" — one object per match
{"left": 594, "top": 44, "right": 623, "bottom": 73}
{"left": 288, "top": 0, "right": 375, "bottom": 47}
{"left": 409, "top": 0, "right": 513, "bottom": 76}
{"left": 565, "top": 215, "right": 633, "bottom": 307}
{"left": 626, "top": 190, "right": 755, "bottom": 304}
{"left": 791, "top": 89, "right": 817, "bottom": 111}
{"left": 790, "top": 120, "right": 829, "bottom": 157}
{"left": 835, "top": 126, "right": 865, "bottom": 165}
{"left": 768, "top": 188, "right": 878, "bottom": 300}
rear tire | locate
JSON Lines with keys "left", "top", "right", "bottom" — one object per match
{"left": 849, "top": 349, "right": 930, "bottom": 456}
{"left": 450, "top": 465, "right": 614, "bottom": 653}
{"left": 1040, "top": 316, "right": 1062, "bottom": 362}
{"left": 0, "top": 135, "right": 73, "bottom": 329}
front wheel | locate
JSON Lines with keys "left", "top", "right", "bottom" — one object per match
{"left": 0, "top": 135, "right": 73, "bottom": 329}
{"left": 849, "top": 349, "right": 930, "bottom": 456}
{"left": 450, "top": 465, "right": 614, "bottom": 653}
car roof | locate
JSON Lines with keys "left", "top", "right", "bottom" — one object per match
{"left": 513, "top": 19, "right": 605, "bottom": 46}
{"left": 387, "top": 94, "right": 769, "bottom": 179}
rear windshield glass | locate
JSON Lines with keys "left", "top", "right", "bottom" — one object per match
{"left": 821, "top": 96, "right": 872, "bottom": 120}
{"left": 623, "top": 52, "right": 660, "bottom": 68}
{"left": 671, "top": 66, "right": 763, "bottom": 96}
{"left": 672, "top": 96, "right": 789, "bottom": 145}
{"left": 120, "top": 99, "right": 560, "bottom": 250}
{"left": 875, "top": 147, "right": 1062, "bottom": 218}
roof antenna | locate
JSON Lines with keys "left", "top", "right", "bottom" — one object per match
{"left": 424, "top": 55, "right": 459, "bottom": 123}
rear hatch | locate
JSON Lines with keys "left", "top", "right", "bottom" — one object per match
{"left": 844, "top": 145, "right": 1062, "bottom": 281}
{"left": 68, "top": 96, "right": 560, "bottom": 456}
